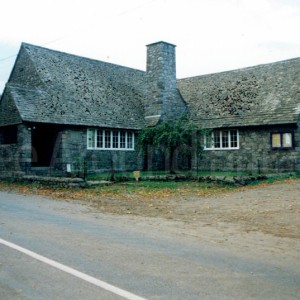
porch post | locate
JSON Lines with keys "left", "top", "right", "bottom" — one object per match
{"left": 18, "top": 123, "right": 32, "bottom": 174}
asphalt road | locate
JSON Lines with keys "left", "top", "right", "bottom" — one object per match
{"left": 0, "top": 191, "right": 299, "bottom": 299}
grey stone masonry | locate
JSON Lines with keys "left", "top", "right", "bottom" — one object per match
{"left": 147, "top": 42, "right": 177, "bottom": 91}
{"left": 195, "top": 125, "right": 298, "bottom": 173}
{"left": 56, "top": 128, "right": 140, "bottom": 174}
{"left": 0, "top": 123, "right": 31, "bottom": 176}
{"left": 146, "top": 42, "right": 186, "bottom": 122}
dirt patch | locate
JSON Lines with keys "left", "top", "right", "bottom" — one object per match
{"left": 90, "top": 179, "right": 300, "bottom": 239}
{"left": 1, "top": 178, "right": 299, "bottom": 239}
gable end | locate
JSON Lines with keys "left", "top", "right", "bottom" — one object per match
{"left": 0, "top": 88, "right": 22, "bottom": 126}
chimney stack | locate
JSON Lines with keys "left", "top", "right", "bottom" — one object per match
{"left": 145, "top": 41, "right": 186, "bottom": 124}
{"left": 146, "top": 41, "right": 177, "bottom": 92}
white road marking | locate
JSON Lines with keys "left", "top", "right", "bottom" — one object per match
{"left": 0, "top": 238, "right": 147, "bottom": 300}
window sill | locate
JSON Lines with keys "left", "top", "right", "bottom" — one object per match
{"left": 271, "top": 147, "right": 294, "bottom": 150}
{"left": 87, "top": 148, "right": 135, "bottom": 151}
{"left": 204, "top": 147, "right": 240, "bottom": 151}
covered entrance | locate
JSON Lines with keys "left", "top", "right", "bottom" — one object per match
{"left": 31, "top": 124, "right": 61, "bottom": 167}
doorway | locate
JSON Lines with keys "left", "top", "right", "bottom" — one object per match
{"left": 32, "top": 125, "right": 60, "bottom": 167}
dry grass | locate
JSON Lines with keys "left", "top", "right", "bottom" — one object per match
{"left": 1, "top": 178, "right": 299, "bottom": 239}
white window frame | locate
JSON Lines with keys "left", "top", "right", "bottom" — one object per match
{"left": 87, "top": 129, "right": 135, "bottom": 151}
{"left": 204, "top": 129, "right": 239, "bottom": 150}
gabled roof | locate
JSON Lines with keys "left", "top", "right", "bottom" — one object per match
{"left": 5, "top": 43, "right": 148, "bottom": 129}
{"left": 178, "top": 57, "right": 300, "bottom": 128}
{"left": 1, "top": 42, "right": 299, "bottom": 130}
{"left": 0, "top": 87, "right": 22, "bottom": 126}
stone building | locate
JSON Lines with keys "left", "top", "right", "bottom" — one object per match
{"left": 0, "top": 41, "right": 299, "bottom": 176}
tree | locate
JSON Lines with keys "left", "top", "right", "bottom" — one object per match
{"left": 137, "top": 116, "right": 201, "bottom": 172}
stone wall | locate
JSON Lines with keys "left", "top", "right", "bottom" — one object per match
{"left": 1, "top": 124, "right": 141, "bottom": 177}
{"left": 1, "top": 123, "right": 298, "bottom": 176}
{"left": 0, "top": 123, "right": 31, "bottom": 176}
{"left": 195, "top": 125, "right": 299, "bottom": 173}
{"left": 57, "top": 128, "right": 140, "bottom": 174}
{"left": 0, "top": 144, "right": 20, "bottom": 175}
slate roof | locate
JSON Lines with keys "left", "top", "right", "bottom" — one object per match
{"left": 5, "top": 43, "right": 148, "bottom": 129}
{"left": 177, "top": 57, "right": 300, "bottom": 128}
{"left": 1, "top": 42, "right": 300, "bottom": 130}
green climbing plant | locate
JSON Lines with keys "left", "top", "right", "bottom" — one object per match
{"left": 137, "top": 116, "right": 203, "bottom": 172}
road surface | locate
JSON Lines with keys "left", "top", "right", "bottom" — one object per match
{"left": 0, "top": 191, "right": 299, "bottom": 299}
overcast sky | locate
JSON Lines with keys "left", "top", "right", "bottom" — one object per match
{"left": 1, "top": 0, "right": 300, "bottom": 93}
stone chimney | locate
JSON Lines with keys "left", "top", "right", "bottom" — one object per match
{"left": 145, "top": 41, "right": 186, "bottom": 125}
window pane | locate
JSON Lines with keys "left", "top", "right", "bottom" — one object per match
{"left": 120, "top": 132, "right": 126, "bottom": 148}
{"left": 230, "top": 130, "right": 238, "bottom": 148}
{"left": 96, "top": 130, "right": 103, "bottom": 148}
{"left": 272, "top": 133, "right": 281, "bottom": 147}
{"left": 87, "top": 129, "right": 95, "bottom": 148}
{"left": 214, "top": 131, "right": 221, "bottom": 148}
{"left": 205, "top": 133, "right": 213, "bottom": 148}
{"left": 282, "top": 133, "right": 292, "bottom": 147}
{"left": 222, "top": 131, "right": 229, "bottom": 148}
{"left": 127, "top": 132, "right": 133, "bottom": 149}
{"left": 112, "top": 131, "right": 119, "bottom": 148}
{"left": 105, "top": 130, "right": 111, "bottom": 148}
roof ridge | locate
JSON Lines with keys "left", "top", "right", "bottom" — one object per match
{"left": 178, "top": 56, "right": 300, "bottom": 81}
{"left": 21, "top": 42, "right": 146, "bottom": 75}
{"left": 196, "top": 109, "right": 299, "bottom": 121}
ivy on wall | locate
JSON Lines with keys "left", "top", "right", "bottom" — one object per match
{"left": 137, "top": 116, "right": 205, "bottom": 172}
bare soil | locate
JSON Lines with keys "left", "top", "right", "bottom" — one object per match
{"left": 79, "top": 178, "right": 300, "bottom": 269}
{"left": 85, "top": 179, "right": 300, "bottom": 240}
{"left": 90, "top": 178, "right": 300, "bottom": 271}
{"left": 1, "top": 178, "right": 299, "bottom": 240}
{"left": 1, "top": 178, "right": 300, "bottom": 263}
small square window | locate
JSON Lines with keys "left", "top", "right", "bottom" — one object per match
{"left": 271, "top": 132, "right": 294, "bottom": 149}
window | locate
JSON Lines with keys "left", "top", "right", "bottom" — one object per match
{"left": 96, "top": 130, "right": 103, "bottom": 148}
{"left": 87, "top": 129, "right": 95, "bottom": 148}
{"left": 271, "top": 132, "right": 294, "bottom": 149}
{"left": 127, "top": 132, "right": 133, "bottom": 149}
{"left": 87, "top": 129, "right": 135, "bottom": 150}
{"left": 214, "top": 130, "right": 221, "bottom": 148}
{"left": 120, "top": 132, "right": 126, "bottom": 148}
{"left": 112, "top": 131, "right": 119, "bottom": 149}
{"left": 104, "top": 130, "right": 111, "bottom": 148}
{"left": 0, "top": 126, "right": 18, "bottom": 145}
{"left": 230, "top": 130, "right": 238, "bottom": 148}
{"left": 205, "top": 129, "right": 239, "bottom": 150}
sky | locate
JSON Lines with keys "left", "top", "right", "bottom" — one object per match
{"left": 1, "top": 0, "right": 300, "bottom": 93}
